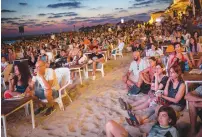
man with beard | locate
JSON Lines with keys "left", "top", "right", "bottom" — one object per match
{"left": 122, "top": 51, "right": 148, "bottom": 94}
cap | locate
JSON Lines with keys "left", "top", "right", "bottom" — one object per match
{"left": 166, "top": 45, "right": 175, "bottom": 53}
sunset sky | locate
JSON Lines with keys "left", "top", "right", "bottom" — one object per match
{"left": 1, "top": 0, "right": 172, "bottom": 37}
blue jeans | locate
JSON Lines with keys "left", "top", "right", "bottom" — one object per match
{"left": 35, "top": 88, "right": 59, "bottom": 100}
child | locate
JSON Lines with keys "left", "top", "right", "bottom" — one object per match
{"left": 147, "top": 106, "right": 179, "bottom": 137}
{"left": 105, "top": 106, "right": 179, "bottom": 137}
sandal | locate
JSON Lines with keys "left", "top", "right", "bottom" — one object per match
{"left": 118, "top": 98, "right": 127, "bottom": 110}
{"left": 126, "top": 103, "right": 132, "bottom": 111}
{"left": 127, "top": 110, "right": 139, "bottom": 125}
{"left": 125, "top": 117, "right": 138, "bottom": 127}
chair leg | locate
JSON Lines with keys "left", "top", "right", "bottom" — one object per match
{"left": 25, "top": 104, "right": 29, "bottom": 116}
{"left": 2, "top": 116, "right": 7, "bottom": 137}
{"left": 101, "top": 69, "right": 104, "bottom": 77}
{"left": 57, "top": 100, "right": 65, "bottom": 111}
{"left": 67, "top": 94, "right": 73, "bottom": 103}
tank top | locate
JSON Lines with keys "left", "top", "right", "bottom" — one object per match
{"left": 168, "top": 80, "right": 186, "bottom": 107}
{"left": 16, "top": 85, "right": 27, "bottom": 93}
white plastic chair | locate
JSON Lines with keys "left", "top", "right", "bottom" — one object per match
{"left": 41, "top": 68, "right": 72, "bottom": 111}
{"left": 46, "top": 52, "right": 54, "bottom": 63}
{"left": 88, "top": 63, "right": 105, "bottom": 77}
{"left": 111, "top": 48, "right": 123, "bottom": 60}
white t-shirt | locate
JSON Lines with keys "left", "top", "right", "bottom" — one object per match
{"left": 129, "top": 59, "right": 148, "bottom": 82}
{"left": 32, "top": 68, "right": 60, "bottom": 90}
{"left": 118, "top": 42, "right": 124, "bottom": 51}
{"left": 147, "top": 48, "right": 163, "bottom": 57}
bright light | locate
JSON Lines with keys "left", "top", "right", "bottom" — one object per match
{"left": 156, "top": 18, "right": 161, "bottom": 22}
{"left": 121, "top": 19, "right": 124, "bottom": 24}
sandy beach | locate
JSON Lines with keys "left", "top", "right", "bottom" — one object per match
{"left": 1, "top": 53, "right": 193, "bottom": 137}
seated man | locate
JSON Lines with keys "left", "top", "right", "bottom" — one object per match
{"left": 89, "top": 47, "right": 105, "bottom": 80}
{"left": 122, "top": 51, "right": 148, "bottom": 94}
{"left": 68, "top": 43, "right": 82, "bottom": 64}
{"left": 185, "top": 85, "right": 202, "bottom": 137}
{"left": 55, "top": 49, "right": 68, "bottom": 68}
{"left": 29, "top": 60, "right": 60, "bottom": 116}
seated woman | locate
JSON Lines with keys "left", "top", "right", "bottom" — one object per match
{"left": 136, "top": 57, "right": 157, "bottom": 92}
{"left": 165, "top": 45, "right": 178, "bottom": 73}
{"left": 119, "top": 63, "right": 168, "bottom": 111}
{"left": 106, "top": 106, "right": 179, "bottom": 137}
{"left": 4, "top": 62, "right": 32, "bottom": 98}
{"left": 146, "top": 44, "right": 163, "bottom": 58}
{"left": 187, "top": 37, "right": 202, "bottom": 66}
{"left": 156, "top": 65, "right": 186, "bottom": 112}
{"left": 174, "top": 42, "right": 193, "bottom": 72}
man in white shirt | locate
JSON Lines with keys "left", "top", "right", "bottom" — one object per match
{"left": 122, "top": 51, "right": 148, "bottom": 92}
{"left": 30, "top": 60, "right": 60, "bottom": 116}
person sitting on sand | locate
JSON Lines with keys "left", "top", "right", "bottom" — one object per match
{"left": 123, "top": 65, "right": 185, "bottom": 126}
{"left": 119, "top": 63, "right": 168, "bottom": 112}
{"left": 122, "top": 51, "right": 148, "bottom": 94}
{"left": 185, "top": 85, "right": 202, "bottom": 137}
{"left": 106, "top": 106, "right": 179, "bottom": 137}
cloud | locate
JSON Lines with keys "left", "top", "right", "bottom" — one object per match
{"left": 156, "top": 0, "right": 171, "bottom": 3}
{"left": 52, "top": 12, "right": 78, "bottom": 16}
{"left": 47, "top": 2, "right": 82, "bottom": 8}
{"left": 47, "top": 12, "right": 78, "bottom": 18}
{"left": 48, "top": 15, "right": 63, "bottom": 18}
{"left": 89, "top": 7, "right": 103, "bottom": 10}
{"left": 119, "top": 10, "right": 128, "bottom": 13}
{"left": 64, "top": 12, "right": 78, "bottom": 16}
{"left": 129, "top": 0, "right": 154, "bottom": 9}
{"left": 70, "top": 17, "right": 88, "bottom": 20}
{"left": 38, "top": 13, "right": 47, "bottom": 16}
{"left": 115, "top": 8, "right": 123, "bottom": 10}
{"left": 1, "top": 9, "right": 16, "bottom": 13}
{"left": 1, "top": 18, "right": 21, "bottom": 21}
{"left": 19, "top": 3, "right": 28, "bottom": 6}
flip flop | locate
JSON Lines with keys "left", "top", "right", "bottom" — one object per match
{"left": 127, "top": 110, "right": 139, "bottom": 125}
{"left": 125, "top": 117, "right": 138, "bottom": 127}
{"left": 118, "top": 98, "right": 127, "bottom": 110}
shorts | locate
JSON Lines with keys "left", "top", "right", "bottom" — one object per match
{"left": 35, "top": 88, "right": 59, "bottom": 100}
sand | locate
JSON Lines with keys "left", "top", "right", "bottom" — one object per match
{"left": 1, "top": 54, "right": 193, "bottom": 137}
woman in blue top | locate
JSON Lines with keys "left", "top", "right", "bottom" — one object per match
{"left": 4, "top": 61, "right": 32, "bottom": 99}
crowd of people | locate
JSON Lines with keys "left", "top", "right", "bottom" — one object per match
{"left": 1, "top": 6, "right": 202, "bottom": 137}
{"left": 105, "top": 10, "right": 202, "bottom": 137}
